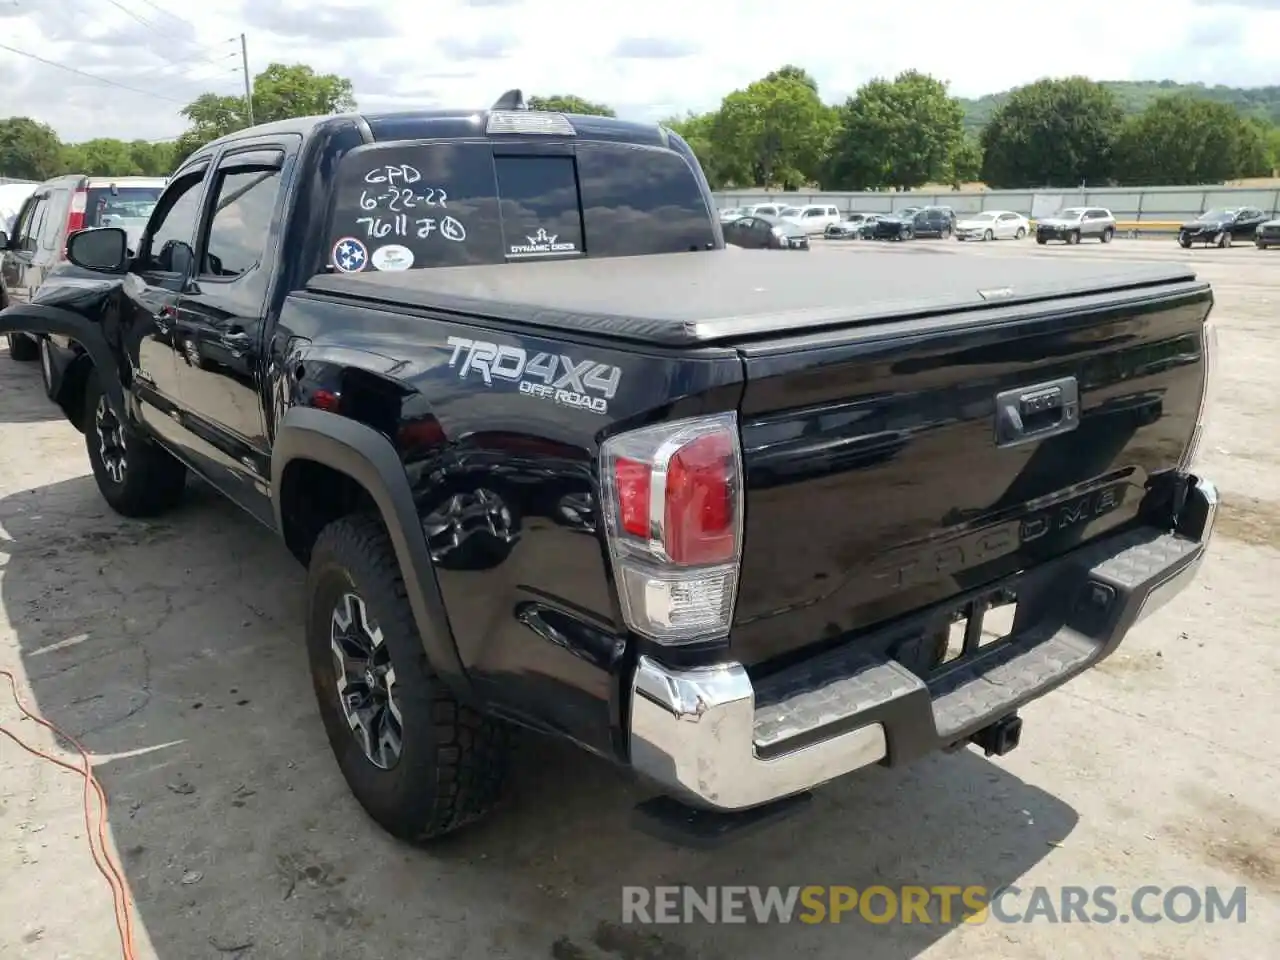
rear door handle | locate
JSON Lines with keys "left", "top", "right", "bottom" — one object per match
{"left": 994, "top": 376, "right": 1079, "bottom": 448}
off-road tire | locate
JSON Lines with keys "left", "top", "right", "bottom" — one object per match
{"left": 83, "top": 369, "right": 186, "bottom": 517}
{"left": 6, "top": 332, "right": 38, "bottom": 362}
{"left": 306, "top": 514, "right": 510, "bottom": 842}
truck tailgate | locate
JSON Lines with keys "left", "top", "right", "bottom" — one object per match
{"left": 730, "top": 278, "right": 1211, "bottom": 672}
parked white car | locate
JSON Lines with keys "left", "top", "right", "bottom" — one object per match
{"left": 779, "top": 204, "right": 842, "bottom": 235}
{"left": 954, "top": 210, "right": 1030, "bottom": 241}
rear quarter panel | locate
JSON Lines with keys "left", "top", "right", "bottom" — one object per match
{"left": 274, "top": 294, "right": 744, "bottom": 757}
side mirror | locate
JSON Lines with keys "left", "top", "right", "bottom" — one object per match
{"left": 67, "top": 227, "right": 129, "bottom": 274}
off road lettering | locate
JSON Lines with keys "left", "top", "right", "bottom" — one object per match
{"left": 446, "top": 336, "right": 621, "bottom": 415}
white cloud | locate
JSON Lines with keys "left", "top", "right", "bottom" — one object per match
{"left": 1, "top": 0, "right": 1278, "bottom": 144}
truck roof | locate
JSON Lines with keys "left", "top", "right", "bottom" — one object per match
{"left": 199, "top": 108, "right": 669, "bottom": 155}
{"left": 307, "top": 250, "right": 1199, "bottom": 347}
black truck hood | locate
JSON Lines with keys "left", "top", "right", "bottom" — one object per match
{"left": 308, "top": 250, "right": 1201, "bottom": 348}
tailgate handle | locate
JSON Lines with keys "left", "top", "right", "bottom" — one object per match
{"left": 994, "top": 376, "right": 1079, "bottom": 448}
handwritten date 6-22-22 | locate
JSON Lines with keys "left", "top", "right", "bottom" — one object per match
{"left": 360, "top": 187, "right": 447, "bottom": 212}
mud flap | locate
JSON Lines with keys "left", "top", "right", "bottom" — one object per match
{"left": 0, "top": 302, "right": 125, "bottom": 419}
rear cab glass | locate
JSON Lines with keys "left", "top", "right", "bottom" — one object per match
{"left": 87, "top": 185, "right": 163, "bottom": 230}
{"left": 325, "top": 136, "right": 717, "bottom": 274}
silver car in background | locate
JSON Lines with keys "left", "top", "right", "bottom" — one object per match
{"left": 1036, "top": 207, "right": 1117, "bottom": 245}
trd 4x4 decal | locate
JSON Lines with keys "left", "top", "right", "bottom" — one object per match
{"left": 445, "top": 336, "right": 622, "bottom": 415}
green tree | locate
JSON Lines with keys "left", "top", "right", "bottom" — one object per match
{"left": 946, "top": 133, "right": 984, "bottom": 188}
{"left": 663, "top": 111, "right": 727, "bottom": 187}
{"left": 980, "top": 77, "right": 1123, "bottom": 188}
{"left": 1237, "top": 118, "right": 1274, "bottom": 178}
{"left": 1113, "top": 94, "right": 1270, "bottom": 185}
{"left": 0, "top": 117, "right": 64, "bottom": 180}
{"left": 763, "top": 65, "right": 819, "bottom": 93}
{"left": 528, "top": 94, "right": 615, "bottom": 116}
{"left": 1266, "top": 123, "right": 1280, "bottom": 174}
{"left": 710, "top": 71, "right": 835, "bottom": 188}
{"left": 173, "top": 62, "right": 357, "bottom": 164}
{"left": 252, "top": 63, "right": 356, "bottom": 123}
{"left": 827, "top": 70, "right": 965, "bottom": 190}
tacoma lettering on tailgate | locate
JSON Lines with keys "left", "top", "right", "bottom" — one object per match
{"left": 445, "top": 336, "right": 622, "bottom": 415}
{"left": 871, "top": 483, "right": 1128, "bottom": 591}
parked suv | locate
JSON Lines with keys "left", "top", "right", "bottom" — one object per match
{"left": 1035, "top": 207, "right": 1116, "bottom": 245}
{"left": 910, "top": 206, "right": 956, "bottom": 239}
{"left": 779, "top": 204, "right": 842, "bottom": 235}
{"left": 0, "top": 175, "right": 165, "bottom": 386}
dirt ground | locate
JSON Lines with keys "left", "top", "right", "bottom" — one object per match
{"left": 0, "top": 238, "right": 1277, "bottom": 960}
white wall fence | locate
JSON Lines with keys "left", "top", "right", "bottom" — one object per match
{"left": 0, "top": 177, "right": 37, "bottom": 186}
{"left": 712, "top": 185, "right": 1280, "bottom": 224}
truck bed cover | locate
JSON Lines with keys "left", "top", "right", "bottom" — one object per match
{"left": 306, "top": 249, "right": 1200, "bottom": 348}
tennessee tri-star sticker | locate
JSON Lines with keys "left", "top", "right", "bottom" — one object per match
{"left": 332, "top": 237, "right": 368, "bottom": 272}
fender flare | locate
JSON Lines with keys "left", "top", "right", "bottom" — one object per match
{"left": 270, "top": 406, "right": 472, "bottom": 700}
{"left": 0, "top": 302, "right": 126, "bottom": 418}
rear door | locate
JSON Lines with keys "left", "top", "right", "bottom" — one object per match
{"left": 1233, "top": 207, "right": 1264, "bottom": 239}
{"left": 28, "top": 185, "right": 72, "bottom": 294}
{"left": 1, "top": 191, "right": 48, "bottom": 303}
{"left": 168, "top": 143, "right": 291, "bottom": 521}
{"left": 119, "top": 163, "right": 211, "bottom": 442}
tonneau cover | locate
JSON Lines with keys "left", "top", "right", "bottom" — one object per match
{"left": 305, "top": 249, "right": 1199, "bottom": 347}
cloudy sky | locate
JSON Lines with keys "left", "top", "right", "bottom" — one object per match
{"left": 1, "top": 0, "right": 1278, "bottom": 144}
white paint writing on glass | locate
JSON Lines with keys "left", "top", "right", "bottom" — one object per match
{"left": 359, "top": 164, "right": 448, "bottom": 213}
{"left": 359, "top": 186, "right": 449, "bottom": 212}
{"left": 441, "top": 216, "right": 466, "bottom": 242}
{"left": 364, "top": 164, "right": 422, "bottom": 185}
{"left": 356, "top": 215, "right": 409, "bottom": 239}
{"left": 413, "top": 217, "right": 467, "bottom": 242}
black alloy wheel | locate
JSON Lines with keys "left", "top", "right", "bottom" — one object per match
{"left": 329, "top": 591, "right": 404, "bottom": 770}
{"left": 94, "top": 392, "right": 128, "bottom": 486}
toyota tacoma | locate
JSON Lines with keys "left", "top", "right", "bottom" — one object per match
{"left": 0, "top": 93, "right": 1219, "bottom": 845}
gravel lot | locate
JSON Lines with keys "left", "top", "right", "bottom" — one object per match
{"left": 1, "top": 238, "right": 1277, "bottom": 960}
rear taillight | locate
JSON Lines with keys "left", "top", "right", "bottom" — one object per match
{"left": 1179, "top": 317, "right": 1217, "bottom": 472}
{"left": 599, "top": 412, "right": 743, "bottom": 644}
{"left": 60, "top": 189, "right": 88, "bottom": 260}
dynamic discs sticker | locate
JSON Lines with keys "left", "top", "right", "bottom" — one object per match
{"left": 332, "top": 236, "right": 368, "bottom": 273}
{"left": 371, "top": 244, "right": 414, "bottom": 271}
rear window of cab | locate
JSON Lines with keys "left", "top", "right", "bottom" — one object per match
{"left": 325, "top": 140, "right": 717, "bottom": 274}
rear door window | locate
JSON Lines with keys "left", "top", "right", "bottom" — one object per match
{"left": 495, "top": 154, "right": 583, "bottom": 259}
{"left": 576, "top": 141, "right": 716, "bottom": 256}
{"left": 18, "top": 196, "right": 47, "bottom": 252}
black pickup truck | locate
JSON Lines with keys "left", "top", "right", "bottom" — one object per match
{"left": 0, "top": 93, "right": 1219, "bottom": 846}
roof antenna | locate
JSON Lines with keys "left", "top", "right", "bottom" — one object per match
{"left": 491, "top": 88, "right": 527, "bottom": 111}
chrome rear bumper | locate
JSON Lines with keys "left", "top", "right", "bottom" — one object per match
{"left": 628, "top": 476, "right": 1218, "bottom": 811}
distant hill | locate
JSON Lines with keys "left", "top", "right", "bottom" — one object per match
{"left": 958, "top": 80, "right": 1280, "bottom": 132}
